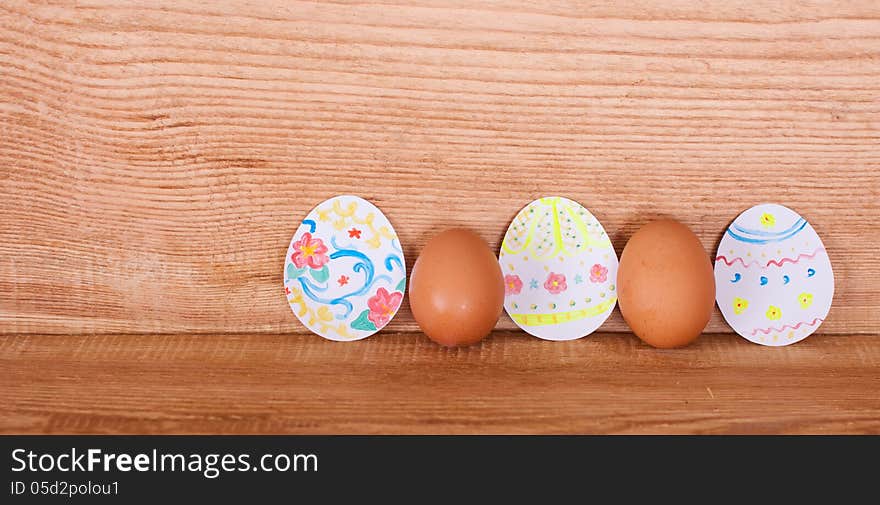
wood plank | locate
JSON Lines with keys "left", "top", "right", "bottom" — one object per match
{"left": 2, "top": 332, "right": 878, "bottom": 434}
{"left": 1, "top": 1, "right": 878, "bottom": 336}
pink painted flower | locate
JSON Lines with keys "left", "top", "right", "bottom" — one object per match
{"left": 590, "top": 264, "right": 608, "bottom": 283}
{"left": 367, "top": 287, "right": 403, "bottom": 329}
{"left": 504, "top": 275, "right": 523, "bottom": 295}
{"left": 290, "top": 232, "right": 329, "bottom": 269}
{"left": 544, "top": 272, "right": 567, "bottom": 294}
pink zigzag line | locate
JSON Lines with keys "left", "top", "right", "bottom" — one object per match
{"left": 715, "top": 247, "right": 825, "bottom": 269}
{"left": 750, "top": 317, "right": 824, "bottom": 337}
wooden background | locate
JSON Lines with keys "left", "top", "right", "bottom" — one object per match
{"left": 1, "top": 0, "right": 878, "bottom": 433}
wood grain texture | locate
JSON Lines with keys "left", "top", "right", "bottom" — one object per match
{"left": 1, "top": 0, "right": 879, "bottom": 335}
{"left": 2, "top": 332, "right": 879, "bottom": 434}
{"left": 1, "top": 1, "right": 879, "bottom": 433}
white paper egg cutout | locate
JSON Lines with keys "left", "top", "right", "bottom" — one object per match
{"left": 499, "top": 196, "right": 619, "bottom": 341}
{"left": 284, "top": 195, "right": 406, "bottom": 341}
{"left": 714, "top": 203, "right": 833, "bottom": 346}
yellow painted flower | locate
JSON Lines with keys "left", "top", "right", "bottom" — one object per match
{"left": 760, "top": 212, "right": 776, "bottom": 228}
{"left": 798, "top": 292, "right": 814, "bottom": 309}
{"left": 733, "top": 297, "right": 749, "bottom": 315}
{"left": 766, "top": 305, "right": 782, "bottom": 321}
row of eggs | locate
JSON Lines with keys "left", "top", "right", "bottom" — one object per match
{"left": 284, "top": 196, "right": 833, "bottom": 348}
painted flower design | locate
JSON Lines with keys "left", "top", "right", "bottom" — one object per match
{"left": 290, "top": 232, "right": 329, "bottom": 269}
{"left": 589, "top": 264, "right": 608, "bottom": 283}
{"left": 798, "top": 292, "right": 814, "bottom": 309}
{"left": 367, "top": 287, "right": 403, "bottom": 329}
{"left": 733, "top": 297, "right": 749, "bottom": 315}
{"left": 760, "top": 212, "right": 776, "bottom": 228}
{"left": 504, "top": 275, "right": 523, "bottom": 295}
{"left": 766, "top": 305, "right": 782, "bottom": 321}
{"left": 544, "top": 272, "right": 567, "bottom": 295}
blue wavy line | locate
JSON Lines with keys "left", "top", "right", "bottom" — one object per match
{"left": 296, "top": 277, "right": 353, "bottom": 317}
{"left": 302, "top": 219, "right": 317, "bottom": 233}
{"left": 732, "top": 218, "right": 805, "bottom": 238}
{"left": 296, "top": 274, "right": 328, "bottom": 293}
{"left": 726, "top": 219, "right": 808, "bottom": 244}
{"left": 385, "top": 253, "right": 403, "bottom": 272}
{"left": 330, "top": 235, "right": 354, "bottom": 251}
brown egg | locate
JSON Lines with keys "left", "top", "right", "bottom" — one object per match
{"left": 617, "top": 219, "right": 715, "bottom": 348}
{"left": 409, "top": 228, "right": 505, "bottom": 346}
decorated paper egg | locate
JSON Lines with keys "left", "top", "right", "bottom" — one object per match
{"left": 714, "top": 203, "right": 833, "bottom": 346}
{"left": 284, "top": 195, "right": 406, "bottom": 341}
{"left": 498, "top": 196, "right": 619, "bottom": 341}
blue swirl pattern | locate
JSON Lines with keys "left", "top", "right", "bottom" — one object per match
{"left": 296, "top": 235, "right": 401, "bottom": 319}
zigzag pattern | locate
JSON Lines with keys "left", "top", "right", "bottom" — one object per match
{"left": 750, "top": 317, "right": 824, "bottom": 337}
{"left": 715, "top": 247, "right": 824, "bottom": 269}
